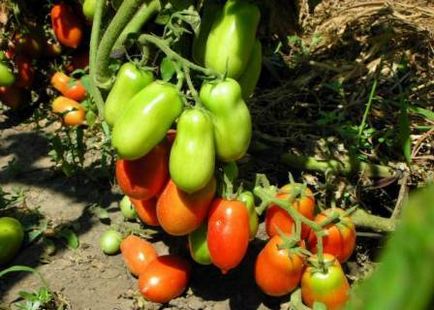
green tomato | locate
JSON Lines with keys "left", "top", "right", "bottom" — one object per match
{"left": 112, "top": 81, "right": 183, "bottom": 160}
{"left": 119, "top": 195, "right": 137, "bottom": 220}
{"left": 200, "top": 78, "right": 251, "bottom": 161}
{"left": 99, "top": 229, "right": 123, "bottom": 255}
{"left": 104, "top": 63, "right": 154, "bottom": 127}
{"left": 188, "top": 222, "right": 211, "bottom": 265}
{"left": 0, "top": 63, "right": 16, "bottom": 87}
{"left": 82, "top": 0, "right": 97, "bottom": 21}
{"left": 237, "top": 40, "right": 262, "bottom": 100}
{"left": 169, "top": 108, "right": 215, "bottom": 193}
{"left": 238, "top": 191, "right": 258, "bottom": 240}
{"left": 0, "top": 217, "right": 24, "bottom": 265}
{"left": 204, "top": 0, "right": 260, "bottom": 78}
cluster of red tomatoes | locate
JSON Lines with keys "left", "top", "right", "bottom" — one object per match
{"left": 0, "top": 1, "right": 90, "bottom": 117}
{"left": 257, "top": 185, "right": 356, "bottom": 309}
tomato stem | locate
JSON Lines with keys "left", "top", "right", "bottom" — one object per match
{"left": 89, "top": 0, "right": 106, "bottom": 117}
{"left": 137, "top": 34, "right": 221, "bottom": 78}
{"left": 96, "top": 0, "right": 147, "bottom": 88}
{"left": 183, "top": 64, "right": 202, "bottom": 107}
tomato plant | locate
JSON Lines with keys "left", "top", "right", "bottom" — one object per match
{"left": 307, "top": 208, "right": 356, "bottom": 263}
{"left": 265, "top": 184, "right": 315, "bottom": 239}
{"left": 115, "top": 142, "right": 169, "bottom": 200}
{"left": 120, "top": 235, "right": 157, "bottom": 277}
{"left": 301, "top": 254, "right": 350, "bottom": 310}
{"left": 254, "top": 235, "right": 305, "bottom": 297}
{"left": 207, "top": 198, "right": 250, "bottom": 274}
{"left": 51, "top": 3, "right": 83, "bottom": 49}
{"left": 0, "top": 217, "right": 24, "bottom": 265}
{"left": 156, "top": 178, "right": 216, "bottom": 236}
{"left": 138, "top": 255, "right": 191, "bottom": 303}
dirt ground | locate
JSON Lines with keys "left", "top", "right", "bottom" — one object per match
{"left": 0, "top": 113, "right": 291, "bottom": 310}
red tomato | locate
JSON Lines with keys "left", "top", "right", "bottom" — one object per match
{"left": 51, "top": 72, "right": 87, "bottom": 101}
{"left": 301, "top": 254, "right": 350, "bottom": 310}
{"left": 156, "top": 178, "right": 216, "bottom": 236}
{"left": 138, "top": 255, "right": 191, "bottom": 304}
{"left": 307, "top": 208, "right": 356, "bottom": 263}
{"left": 51, "top": 96, "right": 85, "bottom": 126}
{"left": 265, "top": 184, "right": 315, "bottom": 239}
{"left": 255, "top": 235, "right": 305, "bottom": 296}
{"left": 120, "top": 235, "right": 157, "bottom": 277}
{"left": 0, "top": 86, "right": 26, "bottom": 110}
{"left": 207, "top": 198, "right": 250, "bottom": 274}
{"left": 15, "top": 56, "right": 35, "bottom": 89}
{"left": 51, "top": 3, "right": 83, "bottom": 49}
{"left": 115, "top": 143, "right": 169, "bottom": 200}
{"left": 130, "top": 197, "right": 160, "bottom": 227}
{"left": 68, "top": 50, "right": 89, "bottom": 72}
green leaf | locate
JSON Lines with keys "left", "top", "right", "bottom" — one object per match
{"left": 86, "top": 110, "right": 97, "bottom": 127}
{"left": 408, "top": 106, "right": 434, "bottom": 121}
{"left": 89, "top": 204, "right": 110, "bottom": 220}
{"left": 160, "top": 57, "right": 177, "bottom": 81}
{"left": 57, "top": 228, "right": 79, "bottom": 249}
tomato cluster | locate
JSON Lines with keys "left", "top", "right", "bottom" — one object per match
{"left": 254, "top": 183, "right": 356, "bottom": 309}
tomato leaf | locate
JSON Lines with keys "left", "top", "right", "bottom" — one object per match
{"left": 88, "top": 204, "right": 110, "bottom": 220}
{"left": 57, "top": 228, "right": 79, "bottom": 249}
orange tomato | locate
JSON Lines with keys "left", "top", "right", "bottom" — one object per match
{"left": 130, "top": 197, "right": 160, "bottom": 227}
{"left": 51, "top": 72, "right": 87, "bottom": 101}
{"left": 156, "top": 178, "right": 216, "bottom": 236}
{"left": 51, "top": 3, "right": 83, "bottom": 49}
{"left": 52, "top": 96, "right": 85, "bottom": 126}
{"left": 207, "top": 198, "right": 250, "bottom": 274}
{"left": 254, "top": 235, "right": 305, "bottom": 296}
{"left": 120, "top": 235, "right": 157, "bottom": 277}
{"left": 138, "top": 255, "right": 191, "bottom": 303}
{"left": 307, "top": 208, "right": 356, "bottom": 263}
{"left": 265, "top": 184, "right": 315, "bottom": 239}
{"left": 115, "top": 143, "right": 169, "bottom": 200}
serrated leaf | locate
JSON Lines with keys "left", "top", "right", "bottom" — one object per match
{"left": 58, "top": 228, "right": 79, "bottom": 249}
{"left": 160, "top": 57, "right": 177, "bottom": 81}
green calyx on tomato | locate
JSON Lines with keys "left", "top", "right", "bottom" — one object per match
{"left": 301, "top": 254, "right": 350, "bottom": 310}
{"left": 0, "top": 217, "right": 24, "bottom": 265}
{"left": 188, "top": 222, "right": 212, "bottom": 265}
{"left": 119, "top": 195, "right": 138, "bottom": 220}
{"left": 169, "top": 108, "right": 215, "bottom": 193}
{"left": 200, "top": 78, "right": 252, "bottom": 162}
{"left": 237, "top": 39, "right": 262, "bottom": 100}
{"left": 238, "top": 191, "right": 259, "bottom": 240}
{"left": 0, "top": 62, "right": 16, "bottom": 87}
{"left": 99, "top": 229, "right": 123, "bottom": 255}
{"left": 112, "top": 80, "right": 183, "bottom": 160}
{"left": 104, "top": 63, "right": 154, "bottom": 127}
{"left": 204, "top": 0, "right": 260, "bottom": 79}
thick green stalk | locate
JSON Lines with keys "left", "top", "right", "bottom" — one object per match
{"left": 89, "top": 0, "right": 106, "bottom": 117}
{"left": 281, "top": 153, "right": 395, "bottom": 178}
{"left": 112, "top": 0, "right": 161, "bottom": 52}
{"left": 351, "top": 209, "right": 396, "bottom": 232}
{"left": 95, "top": 0, "right": 146, "bottom": 88}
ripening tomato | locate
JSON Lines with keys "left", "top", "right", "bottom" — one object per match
{"left": 307, "top": 208, "right": 356, "bottom": 263}
{"left": 138, "top": 255, "right": 191, "bottom": 303}
{"left": 157, "top": 178, "right": 216, "bottom": 236}
{"left": 120, "top": 235, "right": 157, "bottom": 277}
{"left": 0, "top": 86, "right": 26, "bottom": 110}
{"left": 265, "top": 184, "right": 315, "bottom": 239}
{"left": 255, "top": 235, "right": 305, "bottom": 296}
{"left": 51, "top": 3, "right": 83, "bottom": 49}
{"left": 301, "top": 254, "right": 350, "bottom": 310}
{"left": 207, "top": 198, "right": 250, "bottom": 274}
{"left": 15, "top": 56, "right": 35, "bottom": 89}
{"left": 130, "top": 197, "right": 160, "bottom": 227}
{"left": 115, "top": 142, "right": 169, "bottom": 200}
{"left": 51, "top": 72, "right": 87, "bottom": 101}
{"left": 51, "top": 96, "right": 86, "bottom": 126}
